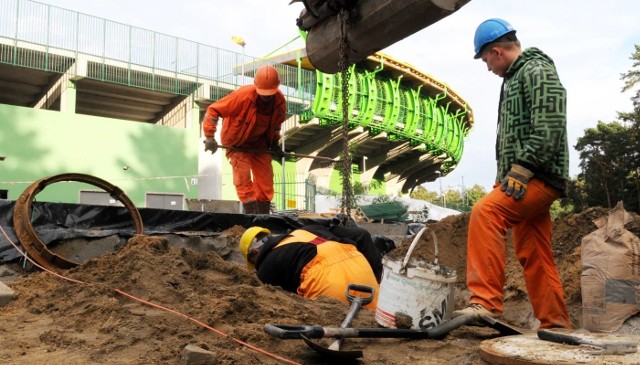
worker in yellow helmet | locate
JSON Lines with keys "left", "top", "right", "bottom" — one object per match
{"left": 239, "top": 224, "right": 385, "bottom": 310}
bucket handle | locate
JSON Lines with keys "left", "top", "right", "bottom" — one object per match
{"left": 400, "top": 226, "right": 439, "bottom": 275}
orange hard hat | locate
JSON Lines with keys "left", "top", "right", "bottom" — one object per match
{"left": 254, "top": 65, "right": 280, "bottom": 96}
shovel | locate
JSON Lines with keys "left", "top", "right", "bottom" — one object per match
{"left": 265, "top": 312, "right": 524, "bottom": 340}
{"left": 301, "top": 284, "right": 375, "bottom": 360}
{"left": 537, "top": 328, "right": 638, "bottom": 355}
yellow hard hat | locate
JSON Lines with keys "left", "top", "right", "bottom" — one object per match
{"left": 239, "top": 227, "right": 271, "bottom": 269}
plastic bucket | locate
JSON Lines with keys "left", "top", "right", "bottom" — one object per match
{"left": 375, "top": 227, "right": 457, "bottom": 330}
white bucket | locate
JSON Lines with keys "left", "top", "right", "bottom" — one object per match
{"left": 375, "top": 227, "right": 457, "bottom": 330}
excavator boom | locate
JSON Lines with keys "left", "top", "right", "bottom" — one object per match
{"left": 293, "top": 0, "right": 471, "bottom": 73}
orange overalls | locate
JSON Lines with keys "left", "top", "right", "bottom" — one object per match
{"left": 466, "top": 179, "right": 572, "bottom": 329}
{"left": 202, "top": 85, "right": 286, "bottom": 203}
{"left": 275, "top": 230, "right": 380, "bottom": 310}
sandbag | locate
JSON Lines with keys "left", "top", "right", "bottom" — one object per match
{"left": 581, "top": 201, "right": 640, "bottom": 332}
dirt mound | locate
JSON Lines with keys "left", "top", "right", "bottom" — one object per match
{"left": 0, "top": 208, "right": 638, "bottom": 364}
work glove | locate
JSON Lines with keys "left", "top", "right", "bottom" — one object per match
{"left": 203, "top": 138, "right": 218, "bottom": 154}
{"left": 270, "top": 145, "right": 286, "bottom": 160}
{"left": 500, "top": 164, "right": 534, "bottom": 200}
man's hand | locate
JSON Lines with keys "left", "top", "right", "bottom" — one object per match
{"left": 501, "top": 164, "right": 534, "bottom": 200}
{"left": 203, "top": 138, "right": 218, "bottom": 154}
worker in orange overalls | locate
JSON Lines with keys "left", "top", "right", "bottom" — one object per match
{"left": 202, "top": 65, "right": 287, "bottom": 214}
{"left": 239, "top": 224, "right": 384, "bottom": 309}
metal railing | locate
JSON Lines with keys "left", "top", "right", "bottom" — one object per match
{"left": 0, "top": 0, "right": 315, "bottom": 115}
{"left": 273, "top": 172, "right": 316, "bottom": 212}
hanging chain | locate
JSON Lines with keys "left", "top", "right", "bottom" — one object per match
{"left": 338, "top": 8, "right": 354, "bottom": 220}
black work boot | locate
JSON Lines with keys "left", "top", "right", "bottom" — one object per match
{"left": 242, "top": 201, "right": 258, "bottom": 214}
{"left": 256, "top": 201, "right": 271, "bottom": 214}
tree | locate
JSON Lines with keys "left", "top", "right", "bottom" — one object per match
{"left": 620, "top": 44, "right": 640, "bottom": 111}
{"left": 574, "top": 121, "right": 632, "bottom": 208}
{"left": 464, "top": 184, "right": 487, "bottom": 206}
{"left": 409, "top": 185, "right": 439, "bottom": 202}
{"left": 444, "top": 189, "right": 462, "bottom": 205}
{"left": 563, "top": 177, "right": 585, "bottom": 213}
{"left": 550, "top": 200, "right": 574, "bottom": 220}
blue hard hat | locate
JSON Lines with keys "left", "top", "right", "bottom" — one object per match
{"left": 473, "top": 18, "right": 516, "bottom": 59}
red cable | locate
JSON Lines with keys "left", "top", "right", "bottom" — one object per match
{"left": 0, "top": 225, "right": 302, "bottom": 365}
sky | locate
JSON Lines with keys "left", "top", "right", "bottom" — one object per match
{"left": 39, "top": 0, "right": 640, "bottom": 194}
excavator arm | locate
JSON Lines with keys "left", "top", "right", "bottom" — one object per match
{"left": 291, "top": 0, "right": 471, "bottom": 73}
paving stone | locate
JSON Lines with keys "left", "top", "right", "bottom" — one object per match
{"left": 181, "top": 344, "right": 217, "bottom": 365}
{"left": 0, "top": 280, "right": 15, "bottom": 307}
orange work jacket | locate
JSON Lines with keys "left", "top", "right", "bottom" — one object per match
{"left": 202, "top": 85, "right": 286, "bottom": 147}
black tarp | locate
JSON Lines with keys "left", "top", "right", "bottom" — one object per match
{"left": 0, "top": 200, "right": 331, "bottom": 263}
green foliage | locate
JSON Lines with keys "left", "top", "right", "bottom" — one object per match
{"left": 353, "top": 179, "right": 383, "bottom": 195}
{"left": 464, "top": 184, "right": 487, "bottom": 206}
{"left": 444, "top": 189, "right": 462, "bottom": 204}
{"left": 565, "top": 178, "right": 587, "bottom": 212}
{"left": 410, "top": 185, "right": 439, "bottom": 201}
{"left": 410, "top": 184, "right": 487, "bottom": 211}
{"left": 575, "top": 121, "right": 639, "bottom": 212}
{"left": 550, "top": 200, "right": 575, "bottom": 220}
{"left": 352, "top": 181, "right": 367, "bottom": 195}
{"left": 621, "top": 44, "right": 640, "bottom": 110}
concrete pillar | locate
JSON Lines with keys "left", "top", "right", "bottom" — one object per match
{"left": 60, "top": 79, "right": 77, "bottom": 113}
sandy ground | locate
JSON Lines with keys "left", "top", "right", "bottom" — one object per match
{"left": 0, "top": 207, "right": 639, "bottom": 364}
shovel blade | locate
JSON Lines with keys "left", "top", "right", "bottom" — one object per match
{"left": 301, "top": 335, "right": 363, "bottom": 360}
{"left": 480, "top": 315, "right": 529, "bottom": 336}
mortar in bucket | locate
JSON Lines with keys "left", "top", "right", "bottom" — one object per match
{"left": 375, "top": 227, "right": 457, "bottom": 330}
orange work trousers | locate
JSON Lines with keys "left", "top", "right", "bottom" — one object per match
{"left": 228, "top": 151, "right": 274, "bottom": 203}
{"left": 466, "top": 178, "right": 572, "bottom": 329}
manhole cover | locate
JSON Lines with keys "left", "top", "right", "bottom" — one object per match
{"left": 480, "top": 334, "right": 640, "bottom": 365}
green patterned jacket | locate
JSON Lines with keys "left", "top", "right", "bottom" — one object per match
{"left": 496, "top": 47, "right": 569, "bottom": 189}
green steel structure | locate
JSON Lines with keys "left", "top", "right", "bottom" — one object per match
{"left": 308, "top": 65, "right": 469, "bottom": 173}
{"left": 0, "top": 0, "right": 473, "bottom": 211}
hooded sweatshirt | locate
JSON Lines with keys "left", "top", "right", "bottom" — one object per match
{"left": 496, "top": 47, "right": 569, "bottom": 190}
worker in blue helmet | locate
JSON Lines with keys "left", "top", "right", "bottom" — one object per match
{"left": 453, "top": 18, "right": 572, "bottom": 330}
{"left": 472, "top": 18, "right": 517, "bottom": 59}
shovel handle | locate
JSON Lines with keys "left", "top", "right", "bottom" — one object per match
{"left": 264, "top": 314, "right": 485, "bottom": 340}
{"left": 264, "top": 324, "right": 442, "bottom": 339}
{"left": 328, "top": 284, "right": 375, "bottom": 351}
{"left": 337, "top": 284, "right": 375, "bottom": 332}
{"left": 263, "top": 324, "right": 326, "bottom": 339}
{"left": 346, "top": 283, "right": 375, "bottom": 305}
{"left": 218, "top": 144, "right": 336, "bottom": 162}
